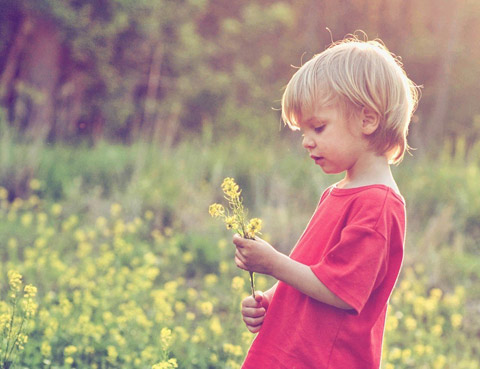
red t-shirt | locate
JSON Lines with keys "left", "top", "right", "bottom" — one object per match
{"left": 241, "top": 184, "right": 406, "bottom": 369}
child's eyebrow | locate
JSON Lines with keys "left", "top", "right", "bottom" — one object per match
{"left": 304, "top": 117, "right": 327, "bottom": 125}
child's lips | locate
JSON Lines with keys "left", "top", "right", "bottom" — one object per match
{"left": 310, "top": 154, "right": 324, "bottom": 163}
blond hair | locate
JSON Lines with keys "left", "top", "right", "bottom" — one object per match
{"left": 281, "top": 36, "right": 420, "bottom": 164}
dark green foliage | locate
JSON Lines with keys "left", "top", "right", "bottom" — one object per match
{"left": 0, "top": 0, "right": 478, "bottom": 155}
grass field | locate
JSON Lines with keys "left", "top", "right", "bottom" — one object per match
{"left": 1, "top": 133, "right": 479, "bottom": 368}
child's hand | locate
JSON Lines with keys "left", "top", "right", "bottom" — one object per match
{"left": 233, "top": 234, "right": 280, "bottom": 275}
{"left": 241, "top": 291, "right": 270, "bottom": 333}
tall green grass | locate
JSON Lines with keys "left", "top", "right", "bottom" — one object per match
{"left": 1, "top": 126, "right": 480, "bottom": 367}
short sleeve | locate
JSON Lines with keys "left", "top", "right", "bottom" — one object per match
{"left": 310, "top": 225, "right": 387, "bottom": 315}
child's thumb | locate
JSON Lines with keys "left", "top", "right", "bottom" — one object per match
{"left": 254, "top": 291, "right": 269, "bottom": 309}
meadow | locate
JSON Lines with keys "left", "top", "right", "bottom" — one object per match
{"left": 1, "top": 129, "right": 480, "bottom": 368}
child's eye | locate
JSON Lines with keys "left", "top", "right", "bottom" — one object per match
{"left": 314, "top": 125, "right": 325, "bottom": 133}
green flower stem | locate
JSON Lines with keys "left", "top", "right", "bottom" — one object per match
{"left": 244, "top": 234, "right": 256, "bottom": 299}
{"left": 3, "top": 297, "right": 17, "bottom": 365}
{"left": 249, "top": 271, "right": 256, "bottom": 299}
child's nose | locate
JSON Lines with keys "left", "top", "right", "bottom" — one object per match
{"left": 302, "top": 134, "right": 315, "bottom": 149}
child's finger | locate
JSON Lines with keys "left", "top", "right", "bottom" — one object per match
{"left": 242, "top": 306, "right": 266, "bottom": 318}
{"left": 246, "top": 324, "right": 263, "bottom": 334}
{"left": 243, "top": 315, "right": 265, "bottom": 327}
{"left": 232, "top": 233, "right": 245, "bottom": 247}
{"left": 242, "top": 295, "right": 261, "bottom": 308}
{"left": 235, "top": 255, "right": 248, "bottom": 271}
{"left": 254, "top": 290, "right": 270, "bottom": 309}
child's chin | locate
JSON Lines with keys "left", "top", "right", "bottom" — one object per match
{"left": 321, "top": 167, "right": 342, "bottom": 175}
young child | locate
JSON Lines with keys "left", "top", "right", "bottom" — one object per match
{"left": 232, "top": 36, "right": 419, "bottom": 368}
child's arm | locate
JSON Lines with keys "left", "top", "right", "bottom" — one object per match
{"left": 233, "top": 235, "right": 352, "bottom": 310}
{"left": 264, "top": 282, "right": 278, "bottom": 302}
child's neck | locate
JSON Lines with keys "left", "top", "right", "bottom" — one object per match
{"left": 337, "top": 154, "right": 400, "bottom": 194}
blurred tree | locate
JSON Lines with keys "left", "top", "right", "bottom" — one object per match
{"left": 0, "top": 0, "right": 478, "bottom": 155}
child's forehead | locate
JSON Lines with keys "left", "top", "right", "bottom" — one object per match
{"left": 299, "top": 104, "right": 341, "bottom": 124}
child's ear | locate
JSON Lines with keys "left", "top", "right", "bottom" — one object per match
{"left": 360, "top": 107, "right": 380, "bottom": 135}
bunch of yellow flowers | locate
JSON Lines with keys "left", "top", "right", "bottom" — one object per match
{"left": 1, "top": 271, "right": 37, "bottom": 368}
{"left": 209, "top": 177, "right": 263, "bottom": 297}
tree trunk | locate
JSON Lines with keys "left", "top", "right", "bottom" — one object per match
{"left": 18, "top": 14, "right": 61, "bottom": 142}
{"left": 55, "top": 71, "right": 87, "bottom": 141}
{"left": 141, "top": 40, "right": 164, "bottom": 140}
{"left": 0, "top": 14, "right": 34, "bottom": 103}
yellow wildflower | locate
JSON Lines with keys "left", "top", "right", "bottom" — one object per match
{"left": 225, "top": 216, "right": 238, "bottom": 230}
{"left": 29, "top": 178, "right": 41, "bottom": 190}
{"left": 223, "top": 343, "right": 243, "bottom": 356}
{"left": 107, "top": 346, "right": 118, "bottom": 363}
{"left": 8, "top": 270, "right": 22, "bottom": 292}
{"left": 430, "top": 288, "right": 443, "bottom": 300}
{"left": 434, "top": 355, "right": 447, "bottom": 369}
{"left": 402, "top": 348, "right": 411, "bottom": 361}
{"left": 186, "top": 312, "right": 195, "bottom": 321}
{"left": 451, "top": 313, "right": 462, "bottom": 328}
{"left": 182, "top": 251, "right": 194, "bottom": 263}
{"left": 37, "top": 212, "right": 48, "bottom": 224}
{"left": 175, "top": 301, "right": 186, "bottom": 313}
{"left": 208, "top": 203, "right": 225, "bottom": 218}
{"left": 0, "top": 313, "right": 10, "bottom": 331}
{"left": 174, "top": 326, "right": 189, "bottom": 342}
{"left": 8, "top": 238, "right": 18, "bottom": 249}
{"left": 221, "top": 177, "right": 241, "bottom": 198}
{"left": 24, "top": 284, "right": 37, "bottom": 298}
{"left": 28, "top": 195, "right": 40, "bottom": 206}
{"left": 51, "top": 203, "right": 62, "bottom": 216}
{"left": 385, "top": 315, "right": 398, "bottom": 331}
{"left": 187, "top": 288, "right": 198, "bottom": 300}
{"left": 404, "top": 316, "right": 417, "bottom": 330}
{"left": 0, "top": 186, "right": 8, "bottom": 199}
{"left": 432, "top": 324, "right": 443, "bottom": 336}
{"left": 226, "top": 360, "right": 241, "bottom": 369}
{"left": 231, "top": 276, "right": 245, "bottom": 292}
{"left": 209, "top": 316, "right": 223, "bottom": 336}
{"left": 64, "top": 345, "right": 78, "bottom": 356}
{"left": 12, "top": 197, "right": 23, "bottom": 209}
{"left": 199, "top": 301, "right": 213, "bottom": 316}
{"left": 210, "top": 177, "right": 264, "bottom": 297}
{"left": 414, "top": 344, "right": 426, "bottom": 356}
{"left": 152, "top": 359, "right": 178, "bottom": 369}
{"left": 204, "top": 274, "right": 218, "bottom": 286}
{"left": 41, "top": 341, "right": 52, "bottom": 357}
{"left": 246, "top": 217, "right": 262, "bottom": 238}
{"left": 21, "top": 213, "right": 33, "bottom": 227}
{"left": 444, "top": 293, "right": 460, "bottom": 308}
{"left": 388, "top": 347, "right": 402, "bottom": 361}
{"left": 192, "top": 326, "right": 207, "bottom": 343}
{"left": 65, "top": 357, "right": 74, "bottom": 365}
{"left": 160, "top": 327, "right": 173, "bottom": 349}
{"left": 16, "top": 333, "right": 28, "bottom": 350}
{"left": 96, "top": 216, "right": 108, "bottom": 229}
{"left": 35, "top": 237, "right": 47, "bottom": 249}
